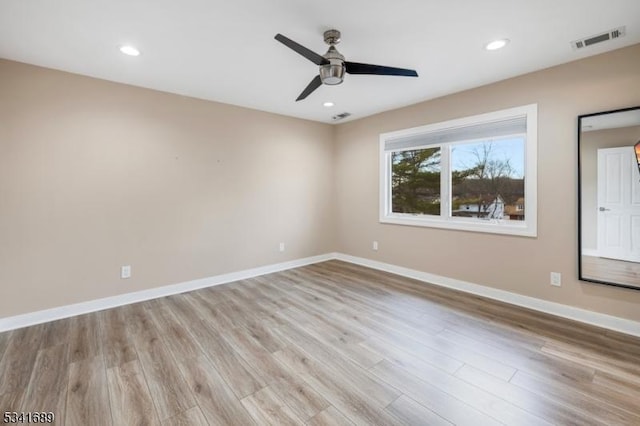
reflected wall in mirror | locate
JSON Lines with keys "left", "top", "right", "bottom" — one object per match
{"left": 579, "top": 106, "right": 640, "bottom": 289}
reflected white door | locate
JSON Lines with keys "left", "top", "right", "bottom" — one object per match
{"left": 597, "top": 147, "right": 640, "bottom": 262}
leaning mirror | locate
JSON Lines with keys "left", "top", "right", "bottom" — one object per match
{"left": 579, "top": 106, "right": 640, "bottom": 289}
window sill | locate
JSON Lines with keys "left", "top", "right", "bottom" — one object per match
{"left": 380, "top": 214, "right": 537, "bottom": 237}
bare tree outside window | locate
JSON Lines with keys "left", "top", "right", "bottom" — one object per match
{"left": 451, "top": 139, "right": 525, "bottom": 221}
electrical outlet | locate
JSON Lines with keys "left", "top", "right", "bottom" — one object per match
{"left": 550, "top": 272, "right": 561, "bottom": 287}
{"left": 279, "top": 242, "right": 285, "bottom": 252}
{"left": 121, "top": 265, "right": 131, "bottom": 279}
{"left": 372, "top": 241, "right": 379, "bottom": 251}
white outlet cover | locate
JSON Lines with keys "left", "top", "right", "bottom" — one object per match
{"left": 373, "top": 241, "right": 379, "bottom": 251}
{"left": 279, "top": 243, "right": 285, "bottom": 252}
{"left": 550, "top": 272, "right": 561, "bottom": 287}
{"left": 121, "top": 265, "right": 131, "bottom": 279}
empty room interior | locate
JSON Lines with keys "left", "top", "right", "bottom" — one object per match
{"left": 2, "top": 1, "right": 640, "bottom": 425}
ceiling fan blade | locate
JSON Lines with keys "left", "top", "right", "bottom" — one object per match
{"left": 296, "top": 75, "right": 323, "bottom": 101}
{"left": 275, "top": 34, "right": 329, "bottom": 66}
{"left": 345, "top": 61, "right": 418, "bottom": 77}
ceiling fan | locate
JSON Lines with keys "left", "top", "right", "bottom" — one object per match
{"left": 275, "top": 29, "right": 419, "bottom": 101}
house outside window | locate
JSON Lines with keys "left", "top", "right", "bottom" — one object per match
{"left": 379, "top": 104, "right": 537, "bottom": 237}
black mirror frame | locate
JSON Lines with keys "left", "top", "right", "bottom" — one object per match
{"left": 578, "top": 105, "right": 640, "bottom": 290}
{"left": 635, "top": 140, "right": 640, "bottom": 177}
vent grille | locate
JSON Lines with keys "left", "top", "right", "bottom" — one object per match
{"left": 571, "top": 26, "right": 626, "bottom": 50}
{"left": 332, "top": 112, "right": 352, "bottom": 121}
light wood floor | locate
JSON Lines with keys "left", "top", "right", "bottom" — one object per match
{"left": 582, "top": 255, "right": 640, "bottom": 288}
{"left": 1, "top": 260, "right": 640, "bottom": 425}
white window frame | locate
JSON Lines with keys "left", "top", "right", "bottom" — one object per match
{"left": 379, "top": 104, "right": 537, "bottom": 237}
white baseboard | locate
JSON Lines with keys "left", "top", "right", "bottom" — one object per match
{"left": 3, "top": 251, "right": 639, "bottom": 338}
{"left": 581, "top": 249, "right": 599, "bottom": 257}
{"left": 334, "top": 253, "right": 640, "bottom": 338}
{"left": 0, "top": 253, "right": 335, "bottom": 333}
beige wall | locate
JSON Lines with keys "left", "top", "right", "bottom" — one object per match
{"left": 580, "top": 126, "right": 640, "bottom": 250}
{"left": 3, "top": 43, "right": 640, "bottom": 323}
{"left": 0, "top": 59, "right": 335, "bottom": 317}
{"left": 334, "top": 43, "right": 640, "bottom": 322}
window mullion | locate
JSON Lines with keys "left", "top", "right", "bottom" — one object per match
{"left": 440, "top": 144, "right": 450, "bottom": 219}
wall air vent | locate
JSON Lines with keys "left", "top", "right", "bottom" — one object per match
{"left": 571, "top": 26, "right": 626, "bottom": 50}
{"left": 332, "top": 112, "right": 352, "bottom": 121}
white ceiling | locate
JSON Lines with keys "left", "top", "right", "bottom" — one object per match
{"left": 1, "top": 0, "right": 639, "bottom": 124}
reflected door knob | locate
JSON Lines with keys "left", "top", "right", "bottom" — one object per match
{"left": 599, "top": 207, "right": 610, "bottom": 211}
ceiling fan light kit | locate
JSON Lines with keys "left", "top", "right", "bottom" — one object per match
{"left": 319, "top": 45, "right": 345, "bottom": 85}
{"left": 275, "top": 29, "right": 418, "bottom": 101}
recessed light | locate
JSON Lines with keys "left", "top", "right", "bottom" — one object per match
{"left": 323, "top": 101, "right": 335, "bottom": 107}
{"left": 485, "top": 39, "right": 509, "bottom": 51}
{"left": 119, "top": 45, "right": 140, "bottom": 56}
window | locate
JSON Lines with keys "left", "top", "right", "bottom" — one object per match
{"left": 380, "top": 104, "right": 537, "bottom": 236}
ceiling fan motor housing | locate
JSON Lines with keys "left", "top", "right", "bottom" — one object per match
{"left": 320, "top": 45, "right": 345, "bottom": 85}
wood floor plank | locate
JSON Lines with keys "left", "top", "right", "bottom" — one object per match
{"left": 101, "top": 307, "right": 138, "bottom": 368}
{"left": 242, "top": 318, "right": 288, "bottom": 353}
{"left": 214, "top": 299, "right": 257, "bottom": 328}
{"left": 107, "top": 360, "right": 160, "bottom": 426}
{"left": 385, "top": 395, "right": 453, "bottom": 426}
{"left": 339, "top": 306, "right": 513, "bottom": 381}
{"left": 186, "top": 318, "right": 265, "bottom": 398}
{"left": 69, "top": 312, "right": 103, "bottom": 363}
{"left": 269, "top": 371, "right": 330, "bottom": 422}
{"left": 0, "top": 330, "right": 9, "bottom": 362}
{"left": 277, "top": 308, "right": 383, "bottom": 369}
{"left": 147, "top": 304, "right": 203, "bottom": 362}
{"left": 541, "top": 341, "right": 640, "bottom": 380}
{"left": 306, "top": 406, "right": 355, "bottom": 426}
{"left": 21, "top": 344, "right": 69, "bottom": 420}
{"left": 161, "top": 406, "right": 208, "bottom": 426}
{"left": 132, "top": 319, "right": 196, "bottom": 421}
{"left": 273, "top": 345, "right": 403, "bottom": 426}
{"left": 0, "top": 390, "right": 27, "bottom": 414}
{"left": 298, "top": 367, "right": 404, "bottom": 426}
{"left": 197, "top": 285, "right": 236, "bottom": 306}
{"left": 593, "top": 370, "right": 640, "bottom": 403}
{"left": 66, "top": 355, "right": 113, "bottom": 426}
{"left": 532, "top": 352, "right": 640, "bottom": 413}
{"left": 176, "top": 354, "right": 256, "bottom": 426}
{"left": 161, "top": 294, "right": 205, "bottom": 326}
{"left": 511, "top": 370, "right": 640, "bottom": 425}
{"left": 305, "top": 324, "right": 383, "bottom": 370}
{"left": 295, "top": 271, "right": 428, "bottom": 324}
{"left": 40, "top": 317, "right": 72, "bottom": 350}
{"left": 360, "top": 333, "right": 464, "bottom": 376}
{"left": 241, "top": 386, "right": 305, "bottom": 426}
{"left": 0, "top": 324, "right": 45, "bottom": 395}
{"left": 369, "top": 359, "right": 502, "bottom": 426}
{"left": 275, "top": 323, "right": 400, "bottom": 408}
{"left": 280, "top": 302, "right": 369, "bottom": 345}
{"left": 455, "top": 364, "right": 604, "bottom": 426}
{"left": 437, "top": 327, "right": 596, "bottom": 384}
{"left": 223, "top": 323, "right": 332, "bottom": 421}
{"left": 440, "top": 310, "right": 546, "bottom": 351}
{"left": 181, "top": 291, "right": 237, "bottom": 332}
{"left": 123, "top": 303, "right": 162, "bottom": 344}
{"left": 373, "top": 347, "right": 549, "bottom": 426}
{"left": 220, "top": 324, "right": 292, "bottom": 385}
{"left": 249, "top": 275, "right": 294, "bottom": 301}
